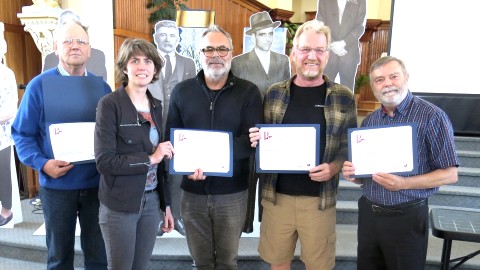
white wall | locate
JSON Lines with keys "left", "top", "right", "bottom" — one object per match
{"left": 389, "top": 0, "right": 480, "bottom": 94}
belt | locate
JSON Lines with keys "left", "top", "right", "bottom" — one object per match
{"left": 363, "top": 197, "right": 427, "bottom": 215}
{"left": 144, "top": 189, "right": 156, "bottom": 194}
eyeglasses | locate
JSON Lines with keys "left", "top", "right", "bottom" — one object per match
{"left": 201, "top": 47, "right": 231, "bottom": 57}
{"left": 62, "top": 38, "right": 89, "bottom": 47}
{"left": 296, "top": 47, "right": 329, "bottom": 55}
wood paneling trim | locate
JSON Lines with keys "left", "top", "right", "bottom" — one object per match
{"left": 269, "top": 9, "right": 294, "bottom": 22}
{"left": 305, "top": 11, "right": 316, "bottom": 21}
{"left": 3, "top": 23, "right": 25, "bottom": 34}
{"left": 357, "top": 19, "right": 390, "bottom": 111}
{"left": 114, "top": 28, "right": 152, "bottom": 41}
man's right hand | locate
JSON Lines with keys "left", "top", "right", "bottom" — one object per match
{"left": 42, "top": 159, "right": 74, "bottom": 179}
{"left": 249, "top": 127, "right": 260, "bottom": 148}
{"left": 342, "top": 161, "right": 362, "bottom": 184}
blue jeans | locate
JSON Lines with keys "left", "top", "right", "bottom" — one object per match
{"left": 40, "top": 186, "right": 107, "bottom": 270}
{"left": 181, "top": 190, "right": 248, "bottom": 270}
{"left": 99, "top": 191, "right": 161, "bottom": 270}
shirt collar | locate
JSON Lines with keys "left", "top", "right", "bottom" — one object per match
{"left": 57, "top": 65, "right": 88, "bottom": 76}
{"left": 254, "top": 47, "right": 270, "bottom": 57}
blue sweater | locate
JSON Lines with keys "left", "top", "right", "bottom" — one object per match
{"left": 12, "top": 68, "right": 111, "bottom": 190}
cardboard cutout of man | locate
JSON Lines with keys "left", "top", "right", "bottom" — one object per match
{"left": 149, "top": 20, "right": 196, "bottom": 236}
{"left": 231, "top": 11, "right": 290, "bottom": 99}
{"left": 316, "top": 0, "right": 366, "bottom": 91}
{"left": 231, "top": 11, "right": 290, "bottom": 233}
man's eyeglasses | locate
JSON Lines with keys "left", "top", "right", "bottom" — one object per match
{"left": 62, "top": 38, "right": 89, "bottom": 47}
{"left": 296, "top": 47, "right": 329, "bottom": 55}
{"left": 201, "top": 47, "right": 231, "bottom": 57}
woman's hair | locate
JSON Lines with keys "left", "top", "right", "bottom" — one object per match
{"left": 115, "top": 38, "right": 164, "bottom": 85}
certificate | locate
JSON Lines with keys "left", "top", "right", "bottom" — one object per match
{"left": 49, "top": 122, "right": 95, "bottom": 164}
{"left": 169, "top": 129, "right": 233, "bottom": 177}
{"left": 348, "top": 124, "right": 419, "bottom": 177}
{"left": 256, "top": 124, "right": 320, "bottom": 173}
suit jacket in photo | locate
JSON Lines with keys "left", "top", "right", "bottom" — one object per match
{"left": 149, "top": 52, "right": 196, "bottom": 128}
{"left": 316, "top": 0, "right": 367, "bottom": 64}
{"left": 231, "top": 50, "right": 290, "bottom": 99}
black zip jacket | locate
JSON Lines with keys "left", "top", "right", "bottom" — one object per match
{"left": 94, "top": 86, "right": 170, "bottom": 213}
{"left": 165, "top": 70, "right": 263, "bottom": 195}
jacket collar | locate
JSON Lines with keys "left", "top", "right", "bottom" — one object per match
{"left": 196, "top": 69, "right": 237, "bottom": 91}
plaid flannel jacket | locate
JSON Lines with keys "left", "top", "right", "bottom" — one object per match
{"left": 261, "top": 75, "right": 357, "bottom": 209}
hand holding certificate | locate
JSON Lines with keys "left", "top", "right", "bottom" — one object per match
{"left": 170, "top": 129, "right": 233, "bottom": 177}
{"left": 348, "top": 124, "right": 419, "bottom": 177}
{"left": 49, "top": 122, "right": 96, "bottom": 164}
{"left": 256, "top": 124, "right": 320, "bottom": 173}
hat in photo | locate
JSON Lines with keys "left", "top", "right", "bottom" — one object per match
{"left": 245, "top": 11, "right": 281, "bottom": 35}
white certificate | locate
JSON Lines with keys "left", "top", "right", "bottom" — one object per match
{"left": 348, "top": 124, "right": 418, "bottom": 177}
{"left": 49, "top": 122, "right": 95, "bottom": 164}
{"left": 256, "top": 124, "right": 320, "bottom": 173}
{"left": 170, "top": 129, "right": 233, "bottom": 177}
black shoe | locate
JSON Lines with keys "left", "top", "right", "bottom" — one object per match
{"left": 0, "top": 212, "right": 13, "bottom": 226}
{"left": 157, "top": 220, "right": 165, "bottom": 237}
{"left": 174, "top": 218, "right": 186, "bottom": 236}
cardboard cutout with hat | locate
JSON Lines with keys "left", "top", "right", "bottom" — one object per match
{"left": 240, "top": 12, "right": 287, "bottom": 54}
{"left": 245, "top": 11, "right": 281, "bottom": 35}
{"left": 231, "top": 11, "right": 290, "bottom": 235}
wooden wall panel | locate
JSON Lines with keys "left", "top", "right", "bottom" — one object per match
{"left": 357, "top": 20, "right": 390, "bottom": 103}
{"left": 1, "top": 0, "right": 43, "bottom": 198}
{"left": 1, "top": 0, "right": 42, "bottom": 87}
{"left": 114, "top": 0, "right": 152, "bottom": 36}
{"left": 114, "top": 0, "right": 272, "bottom": 59}
{"left": 0, "top": 1, "right": 27, "bottom": 25}
{"left": 4, "top": 30, "right": 26, "bottom": 84}
{"left": 169, "top": 0, "right": 270, "bottom": 56}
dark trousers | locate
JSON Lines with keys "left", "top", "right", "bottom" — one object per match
{"left": 357, "top": 196, "right": 429, "bottom": 270}
{"left": 0, "top": 146, "right": 12, "bottom": 209}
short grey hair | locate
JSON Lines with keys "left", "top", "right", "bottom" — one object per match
{"left": 369, "top": 56, "right": 409, "bottom": 82}
{"left": 200, "top": 25, "right": 233, "bottom": 50}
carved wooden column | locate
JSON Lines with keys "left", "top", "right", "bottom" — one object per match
{"left": 17, "top": 6, "right": 62, "bottom": 68}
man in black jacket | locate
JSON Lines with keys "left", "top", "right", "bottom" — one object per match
{"left": 166, "top": 25, "right": 263, "bottom": 270}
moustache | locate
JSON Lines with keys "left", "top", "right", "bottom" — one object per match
{"left": 208, "top": 58, "right": 225, "bottom": 65}
{"left": 382, "top": 87, "right": 399, "bottom": 94}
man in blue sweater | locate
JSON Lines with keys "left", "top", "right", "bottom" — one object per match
{"left": 12, "top": 20, "right": 110, "bottom": 270}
